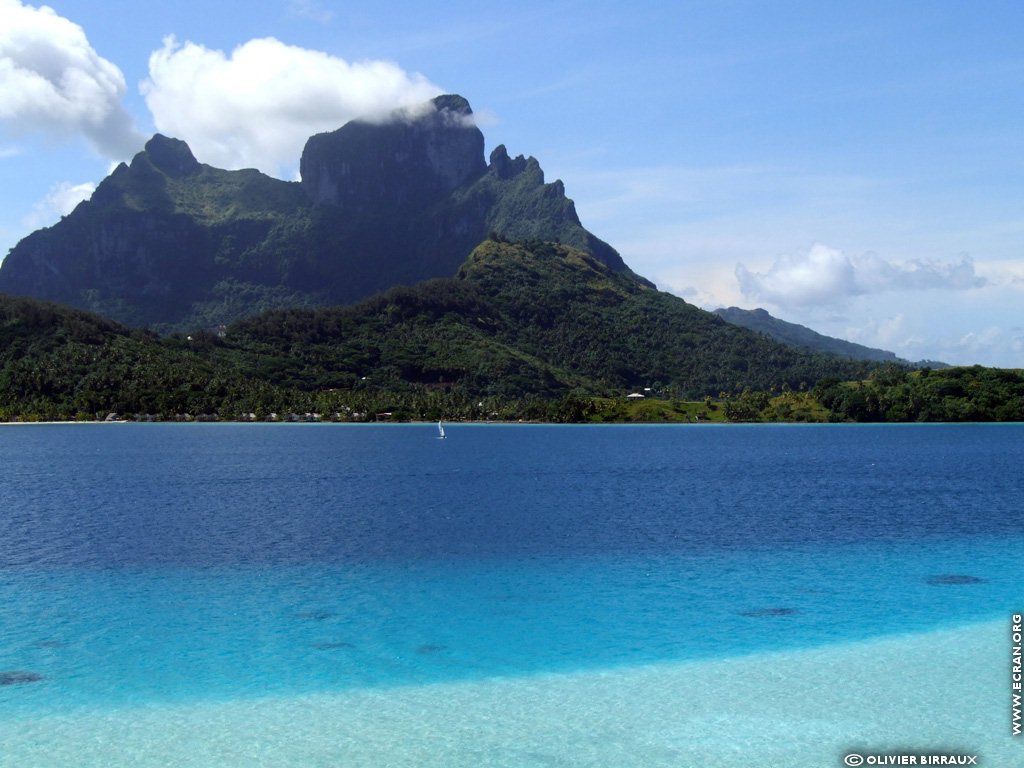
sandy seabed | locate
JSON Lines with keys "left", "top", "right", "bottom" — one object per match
{"left": 1, "top": 619, "right": 1018, "bottom": 768}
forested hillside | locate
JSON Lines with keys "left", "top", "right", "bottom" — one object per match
{"left": 3, "top": 241, "right": 1020, "bottom": 423}
{"left": 218, "top": 240, "right": 878, "bottom": 399}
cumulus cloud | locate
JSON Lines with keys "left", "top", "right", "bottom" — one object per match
{"left": 959, "top": 326, "right": 1003, "bottom": 351}
{"left": 950, "top": 326, "right": 1024, "bottom": 367}
{"left": 843, "top": 314, "right": 922, "bottom": 353}
{"left": 736, "top": 243, "right": 987, "bottom": 307}
{"left": 141, "top": 36, "right": 443, "bottom": 177}
{"left": 22, "top": 179, "right": 95, "bottom": 230}
{"left": 0, "top": 0, "right": 143, "bottom": 158}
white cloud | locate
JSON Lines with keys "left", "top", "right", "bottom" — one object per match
{"left": 736, "top": 244, "right": 856, "bottom": 306}
{"left": 958, "top": 326, "right": 1003, "bottom": 352}
{"left": 853, "top": 251, "right": 987, "bottom": 293}
{"left": 0, "top": 0, "right": 143, "bottom": 158}
{"left": 976, "top": 259, "right": 1024, "bottom": 288}
{"left": 141, "top": 36, "right": 443, "bottom": 177}
{"left": 843, "top": 314, "right": 922, "bottom": 355}
{"left": 924, "top": 323, "right": 1023, "bottom": 368}
{"left": 22, "top": 179, "right": 95, "bottom": 230}
{"left": 468, "top": 108, "right": 500, "bottom": 129}
{"left": 736, "top": 243, "right": 987, "bottom": 307}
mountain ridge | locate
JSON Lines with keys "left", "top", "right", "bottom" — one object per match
{"left": 0, "top": 94, "right": 968, "bottom": 379}
{"left": 0, "top": 238, "right": 885, "bottom": 424}
{"left": 0, "top": 95, "right": 641, "bottom": 331}
{"left": 5, "top": 241, "right": 1018, "bottom": 424}
{"left": 714, "top": 306, "right": 900, "bottom": 363}
{"left": 216, "top": 239, "right": 877, "bottom": 399}
{"left": 713, "top": 306, "right": 949, "bottom": 367}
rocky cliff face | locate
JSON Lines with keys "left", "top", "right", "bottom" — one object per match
{"left": 143, "top": 134, "right": 203, "bottom": 178}
{"left": 0, "top": 95, "right": 642, "bottom": 331}
{"left": 301, "top": 95, "right": 487, "bottom": 209}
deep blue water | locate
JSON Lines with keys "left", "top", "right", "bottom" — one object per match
{"left": 1, "top": 423, "right": 1022, "bottom": 713}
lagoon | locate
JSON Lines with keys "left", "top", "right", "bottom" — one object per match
{"left": 1, "top": 423, "right": 1022, "bottom": 765}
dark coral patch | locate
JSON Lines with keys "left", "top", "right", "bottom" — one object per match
{"left": 416, "top": 644, "right": 448, "bottom": 654}
{"left": 740, "top": 607, "right": 798, "bottom": 617}
{"left": 925, "top": 575, "right": 987, "bottom": 586}
{"left": 0, "top": 671, "right": 43, "bottom": 686}
{"left": 313, "top": 642, "right": 355, "bottom": 650}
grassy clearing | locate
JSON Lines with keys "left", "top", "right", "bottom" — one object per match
{"left": 587, "top": 397, "right": 728, "bottom": 423}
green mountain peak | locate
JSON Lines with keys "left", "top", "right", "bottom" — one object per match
{"left": 143, "top": 134, "right": 202, "bottom": 178}
{"left": 0, "top": 94, "right": 636, "bottom": 331}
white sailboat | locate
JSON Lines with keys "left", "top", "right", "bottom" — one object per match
{"left": 438, "top": 420, "right": 446, "bottom": 439}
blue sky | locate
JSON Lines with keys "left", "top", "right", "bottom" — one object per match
{"left": 2, "top": 0, "right": 1022, "bottom": 366}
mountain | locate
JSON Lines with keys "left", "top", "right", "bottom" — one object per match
{"left": 8, "top": 243, "right": 1015, "bottom": 423}
{"left": 215, "top": 240, "right": 877, "bottom": 399}
{"left": 713, "top": 306, "right": 908, "bottom": 363}
{"left": 0, "top": 241, "right": 877, "bottom": 421}
{"left": 0, "top": 95, "right": 642, "bottom": 331}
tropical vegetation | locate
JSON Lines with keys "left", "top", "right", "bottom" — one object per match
{"left": 2, "top": 240, "right": 1020, "bottom": 424}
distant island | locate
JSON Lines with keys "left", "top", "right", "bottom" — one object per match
{"left": 713, "top": 306, "right": 947, "bottom": 368}
{"left": 0, "top": 95, "right": 1020, "bottom": 424}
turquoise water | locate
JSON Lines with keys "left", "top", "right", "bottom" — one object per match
{"left": 1, "top": 423, "right": 1022, "bottom": 718}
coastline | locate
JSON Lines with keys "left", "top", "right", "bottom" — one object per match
{"left": 1, "top": 619, "right": 1014, "bottom": 768}
{"left": 4, "top": 418, "right": 1023, "bottom": 427}
{"left": 0, "top": 420, "right": 129, "bottom": 426}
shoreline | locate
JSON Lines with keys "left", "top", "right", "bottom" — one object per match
{"left": 1, "top": 619, "right": 1015, "bottom": 767}
{"left": 4, "top": 418, "right": 1024, "bottom": 427}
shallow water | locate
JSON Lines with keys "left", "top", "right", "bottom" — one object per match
{"left": 1, "top": 423, "right": 1021, "bottom": 763}
{"left": 0, "top": 621, "right": 1016, "bottom": 767}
